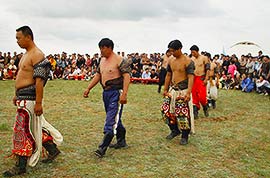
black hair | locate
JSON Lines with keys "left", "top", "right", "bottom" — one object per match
{"left": 16, "top": 26, "right": 34, "bottom": 40}
{"left": 168, "top": 40, "right": 183, "bottom": 50}
{"left": 98, "top": 38, "right": 114, "bottom": 50}
{"left": 205, "top": 52, "right": 211, "bottom": 59}
{"left": 190, "top": 45, "right": 199, "bottom": 51}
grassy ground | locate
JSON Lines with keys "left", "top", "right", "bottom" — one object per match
{"left": 0, "top": 80, "right": 269, "bottom": 178}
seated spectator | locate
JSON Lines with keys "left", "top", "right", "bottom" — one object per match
{"left": 8, "top": 60, "right": 17, "bottom": 79}
{"left": 141, "top": 68, "right": 151, "bottom": 79}
{"left": 241, "top": 73, "right": 254, "bottom": 92}
{"left": 68, "top": 66, "right": 81, "bottom": 80}
{"left": 53, "top": 66, "right": 63, "bottom": 79}
{"left": 219, "top": 71, "right": 227, "bottom": 89}
{"left": 131, "top": 68, "right": 141, "bottom": 78}
{"left": 224, "top": 73, "right": 235, "bottom": 89}
{"left": 150, "top": 69, "right": 158, "bottom": 79}
{"left": 256, "top": 75, "right": 270, "bottom": 95}
{"left": 3, "top": 65, "right": 10, "bottom": 80}
{"left": 62, "top": 66, "right": 71, "bottom": 80}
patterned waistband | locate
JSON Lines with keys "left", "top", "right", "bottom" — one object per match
{"left": 171, "top": 79, "right": 188, "bottom": 90}
{"left": 16, "top": 85, "right": 36, "bottom": 100}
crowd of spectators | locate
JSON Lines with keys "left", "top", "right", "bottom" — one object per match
{"left": 0, "top": 50, "right": 269, "bottom": 96}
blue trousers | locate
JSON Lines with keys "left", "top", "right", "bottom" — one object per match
{"left": 103, "top": 89, "right": 125, "bottom": 135}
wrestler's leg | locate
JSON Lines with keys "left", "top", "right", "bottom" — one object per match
{"left": 41, "top": 129, "right": 61, "bottom": 163}
{"left": 166, "top": 123, "right": 181, "bottom": 140}
{"left": 3, "top": 107, "right": 32, "bottom": 177}
{"left": 109, "top": 104, "right": 128, "bottom": 149}
{"left": 192, "top": 79, "right": 200, "bottom": 119}
{"left": 199, "top": 82, "right": 209, "bottom": 117}
{"left": 95, "top": 91, "right": 119, "bottom": 157}
{"left": 3, "top": 156, "right": 27, "bottom": 177}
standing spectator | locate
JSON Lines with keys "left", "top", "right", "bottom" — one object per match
{"left": 239, "top": 55, "right": 247, "bottom": 75}
{"left": 228, "top": 60, "right": 237, "bottom": 79}
{"left": 0, "top": 51, "right": 5, "bottom": 69}
{"left": 259, "top": 55, "right": 270, "bottom": 81}
{"left": 141, "top": 53, "right": 151, "bottom": 71}
{"left": 157, "top": 50, "right": 171, "bottom": 93}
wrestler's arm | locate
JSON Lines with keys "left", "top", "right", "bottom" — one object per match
{"left": 185, "top": 73, "right": 194, "bottom": 101}
{"left": 32, "top": 52, "right": 45, "bottom": 116}
{"left": 83, "top": 73, "right": 100, "bottom": 97}
{"left": 204, "top": 57, "right": 210, "bottom": 85}
{"left": 163, "top": 72, "right": 171, "bottom": 97}
{"left": 120, "top": 73, "right": 130, "bottom": 104}
{"left": 184, "top": 60, "right": 195, "bottom": 102}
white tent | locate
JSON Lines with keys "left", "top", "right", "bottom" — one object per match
{"left": 226, "top": 41, "right": 262, "bottom": 58}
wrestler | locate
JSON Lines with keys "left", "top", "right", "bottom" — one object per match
{"left": 158, "top": 49, "right": 171, "bottom": 93}
{"left": 3, "top": 26, "right": 63, "bottom": 177}
{"left": 190, "top": 45, "right": 210, "bottom": 119}
{"left": 205, "top": 52, "right": 219, "bottom": 109}
{"left": 83, "top": 38, "right": 131, "bottom": 158}
{"left": 161, "top": 40, "right": 195, "bottom": 145}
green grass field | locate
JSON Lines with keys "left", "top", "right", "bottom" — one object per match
{"left": 0, "top": 80, "right": 269, "bottom": 178}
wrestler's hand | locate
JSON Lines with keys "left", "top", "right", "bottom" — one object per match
{"left": 203, "top": 79, "right": 208, "bottom": 86}
{"left": 83, "top": 89, "right": 90, "bottom": 98}
{"left": 119, "top": 93, "right": 127, "bottom": 104}
{"left": 13, "top": 96, "right": 17, "bottom": 106}
{"left": 163, "top": 91, "right": 169, "bottom": 97}
{"left": 34, "top": 103, "right": 43, "bottom": 116}
{"left": 184, "top": 92, "right": 191, "bottom": 102}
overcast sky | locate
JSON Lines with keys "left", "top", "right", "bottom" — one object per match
{"left": 0, "top": 0, "right": 269, "bottom": 56}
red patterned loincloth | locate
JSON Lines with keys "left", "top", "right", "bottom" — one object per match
{"left": 175, "top": 98, "right": 191, "bottom": 130}
{"left": 12, "top": 108, "right": 35, "bottom": 157}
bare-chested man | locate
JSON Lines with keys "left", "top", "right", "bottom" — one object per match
{"left": 161, "top": 40, "right": 195, "bottom": 145}
{"left": 157, "top": 49, "right": 171, "bottom": 93}
{"left": 204, "top": 52, "right": 219, "bottom": 109}
{"left": 83, "top": 38, "right": 131, "bottom": 158}
{"left": 190, "top": 45, "right": 210, "bottom": 119}
{"left": 3, "top": 26, "right": 63, "bottom": 177}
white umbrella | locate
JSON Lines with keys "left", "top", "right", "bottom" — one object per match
{"left": 227, "top": 41, "right": 262, "bottom": 58}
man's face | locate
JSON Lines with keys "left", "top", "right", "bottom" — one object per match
{"left": 166, "top": 51, "right": 172, "bottom": 57}
{"left": 263, "top": 57, "right": 269, "bottom": 63}
{"left": 191, "top": 50, "right": 199, "bottom": 58}
{"left": 169, "top": 48, "right": 180, "bottom": 58}
{"left": 99, "top": 46, "right": 111, "bottom": 58}
{"left": 16, "top": 31, "right": 29, "bottom": 49}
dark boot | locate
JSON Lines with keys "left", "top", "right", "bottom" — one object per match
{"left": 207, "top": 99, "right": 212, "bottom": 108}
{"left": 203, "top": 105, "right": 209, "bottom": 117}
{"left": 94, "top": 133, "right": 114, "bottom": 158}
{"left": 42, "top": 141, "right": 61, "bottom": 163}
{"left": 3, "top": 156, "right": 27, "bottom": 177}
{"left": 158, "top": 85, "right": 162, "bottom": 93}
{"left": 166, "top": 124, "right": 181, "bottom": 140}
{"left": 180, "top": 130, "right": 190, "bottom": 145}
{"left": 109, "top": 128, "right": 128, "bottom": 149}
{"left": 212, "top": 100, "right": 216, "bottom": 109}
{"left": 193, "top": 105, "right": 199, "bottom": 119}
